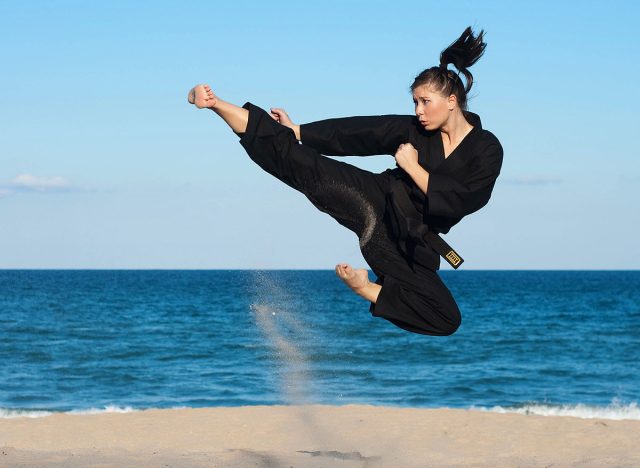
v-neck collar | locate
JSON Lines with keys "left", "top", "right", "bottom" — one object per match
{"left": 440, "top": 125, "right": 478, "bottom": 158}
{"left": 432, "top": 111, "right": 482, "bottom": 167}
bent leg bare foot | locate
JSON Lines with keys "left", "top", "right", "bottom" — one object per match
{"left": 335, "top": 263, "right": 381, "bottom": 303}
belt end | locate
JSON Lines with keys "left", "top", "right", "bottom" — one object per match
{"left": 445, "top": 250, "right": 464, "bottom": 269}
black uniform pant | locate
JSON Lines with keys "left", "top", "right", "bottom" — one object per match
{"left": 237, "top": 102, "right": 461, "bottom": 336}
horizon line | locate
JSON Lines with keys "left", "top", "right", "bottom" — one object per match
{"left": 0, "top": 268, "right": 638, "bottom": 272}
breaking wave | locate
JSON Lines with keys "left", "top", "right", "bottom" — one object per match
{"left": 1, "top": 405, "right": 137, "bottom": 419}
{"left": 473, "top": 399, "right": 640, "bottom": 420}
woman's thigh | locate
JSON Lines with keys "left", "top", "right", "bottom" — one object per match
{"left": 238, "top": 101, "right": 389, "bottom": 240}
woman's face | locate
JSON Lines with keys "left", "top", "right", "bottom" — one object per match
{"left": 412, "top": 84, "right": 453, "bottom": 131}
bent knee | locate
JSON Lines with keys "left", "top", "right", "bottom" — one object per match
{"left": 438, "top": 304, "right": 462, "bottom": 336}
{"left": 438, "top": 315, "right": 461, "bottom": 336}
{"left": 371, "top": 275, "right": 462, "bottom": 336}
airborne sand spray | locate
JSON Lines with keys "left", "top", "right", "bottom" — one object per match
{"left": 249, "top": 270, "right": 311, "bottom": 405}
{"left": 247, "top": 177, "right": 380, "bottom": 403}
{"left": 249, "top": 270, "right": 337, "bottom": 449}
{"left": 248, "top": 271, "right": 383, "bottom": 461}
{"left": 303, "top": 178, "right": 379, "bottom": 250}
{"left": 322, "top": 180, "right": 378, "bottom": 249}
{"left": 245, "top": 181, "right": 384, "bottom": 453}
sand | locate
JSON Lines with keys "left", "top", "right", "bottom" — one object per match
{"left": 1, "top": 405, "right": 639, "bottom": 467}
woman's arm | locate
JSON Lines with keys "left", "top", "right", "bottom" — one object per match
{"left": 395, "top": 143, "right": 430, "bottom": 193}
{"left": 270, "top": 107, "right": 415, "bottom": 156}
{"left": 301, "top": 115, "right": 416, "bottom": 156}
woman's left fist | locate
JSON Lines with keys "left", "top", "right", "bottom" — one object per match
{"left": 394, "top": 143, "right": 419, "bottom": 171}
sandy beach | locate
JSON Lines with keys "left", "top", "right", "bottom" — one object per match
{"left": 1, "top": 405, "right": 639, "bottom": 467}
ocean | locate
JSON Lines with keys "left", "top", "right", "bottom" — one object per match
{"left": 1, "top": 270, "right": 638, "bottom": 420}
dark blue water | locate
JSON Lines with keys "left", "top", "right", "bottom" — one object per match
{"left": 1, "top": 270, "right": 639, "bottom": 418}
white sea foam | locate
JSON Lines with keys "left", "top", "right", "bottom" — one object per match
{"left": 68, "top": 405, "right": 137, "bottom": 415}
{"left": 0, "top": 408, "right": 54, "bottom": 419}
{"left": 0, "top": 405, "right": 137, "bottom": 419}
{"left": 473, "top": 399, "right": 640, "bottom": 420}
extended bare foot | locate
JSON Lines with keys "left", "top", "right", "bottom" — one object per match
{"left": 187, "top": 84, "right": 248, "bottom": 133}
{"left": 187, "top": 84, "right": 218, "bottom": 109}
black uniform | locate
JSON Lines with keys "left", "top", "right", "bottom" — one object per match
{"left": 237, "top": 102, "right": 503, "bottom": 336}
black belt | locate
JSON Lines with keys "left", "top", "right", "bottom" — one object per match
{"left": 386, "top": 177, "right": 464, "bottom": 269}
{"left": 424, "top": 230, "right": 464, "bottom": 269}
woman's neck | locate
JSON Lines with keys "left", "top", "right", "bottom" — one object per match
{"left": 440, "top": 109, "right": 474, "bottom": 147}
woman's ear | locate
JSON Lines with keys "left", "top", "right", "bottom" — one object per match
{"left": 448, "top": 94, "right": 457, "bottom": 111}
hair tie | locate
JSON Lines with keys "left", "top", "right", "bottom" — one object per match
{"left": 439, "top": 62, "right": 448, "bottom": 71}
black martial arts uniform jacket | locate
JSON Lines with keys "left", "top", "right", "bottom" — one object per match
{"left": 299, "top": 111, "right": 504, "bottom": 270}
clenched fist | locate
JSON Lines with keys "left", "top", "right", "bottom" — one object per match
{"left": 394, "top": 143, "right": 419, "bottom": 172}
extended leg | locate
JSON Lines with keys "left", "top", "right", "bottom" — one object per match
{"left": 188, "top": 84, "right": 385, "bottom": 305}
{"left": 188, "top": 84, "right": 461, "bottom": 335}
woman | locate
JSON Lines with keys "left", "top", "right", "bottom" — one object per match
{"left": 188, "top": 27, "right": 502, "bottom": 336}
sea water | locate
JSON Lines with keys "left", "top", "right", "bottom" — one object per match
{"left": 1, "top": 270, "right": 639, "bottom": 420}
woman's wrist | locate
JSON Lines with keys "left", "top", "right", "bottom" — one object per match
{"left": 406, "top": 163, "right": 430, "bottom": 194}
{"left": 292, "top": 124, "right": 301, "bottom": 141}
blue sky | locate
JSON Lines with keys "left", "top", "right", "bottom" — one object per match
{"left": 1, "top": 0, "right": 638, "bottom": 269}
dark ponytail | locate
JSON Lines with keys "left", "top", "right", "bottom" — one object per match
{"left": 411, "top": 27, "right": 486, "bottom": 110}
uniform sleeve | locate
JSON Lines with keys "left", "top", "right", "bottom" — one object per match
{"left": 299, "top": 115, "right": 415, "bottom": 156}
{"left": 423, "top": 141, "right": 504, "bottom": 220}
